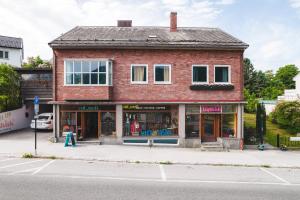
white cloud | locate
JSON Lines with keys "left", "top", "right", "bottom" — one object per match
{"left": 290, "top": 0, "right": 300, "bottom": 8}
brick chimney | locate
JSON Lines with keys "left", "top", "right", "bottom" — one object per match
{"left": 117, "top": 20, "right": 132, "bottom": 27}
{"left": 170, "top": 12, "right": 177, "bottom": 32}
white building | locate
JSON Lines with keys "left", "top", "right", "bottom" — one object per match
{"left": 278, "top": 73, "right": 300, "bottom": 101}
{"left": 0, "top": 35, "right": 23, "bottom": 68}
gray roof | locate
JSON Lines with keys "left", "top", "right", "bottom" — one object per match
{"left": 49, "top": 26, "right": 248, "bottom": 50}
{"left": 0, "top": 35, "right": 23, "bottom": 49}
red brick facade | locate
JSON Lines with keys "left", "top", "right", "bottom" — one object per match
{"left": 53, "top": 49, "right": 244, "bottom": 102}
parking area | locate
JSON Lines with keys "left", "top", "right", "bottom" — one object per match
{"left": 0, "top": 156, "right": 300, "bottom": 186}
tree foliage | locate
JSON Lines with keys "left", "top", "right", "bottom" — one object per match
{"left": 0, "top": 64, "right": 21, "bottom": 112}
{"left": 270, "top": 101, "right": 300, "bottom": 133}
{"left": 275, "top": 64, "right": 299, "bottom": 89}
{"left": 22, "top": 56, "right": 51, "bottom": 69}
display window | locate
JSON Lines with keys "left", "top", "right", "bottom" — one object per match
{"left": 221, "top": 114, "right": 236, "bottom": 137}
{"left": 60, "top": 112, "right": 76, "bottom": 136}
{"left": 123, "top": 105, "right": 178, "bottom": 137}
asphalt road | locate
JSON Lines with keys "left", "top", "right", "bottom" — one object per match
{"left": 0, "top": 157, "right": 300, "bottom": 200}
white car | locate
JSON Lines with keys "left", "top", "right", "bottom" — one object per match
{"left": 30, "top": 113, "right": 53, "bottom": 130}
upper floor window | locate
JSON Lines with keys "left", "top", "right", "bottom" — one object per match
{"left": 64, "top": 60, "right": 113, "bottom": 86}
{"left": 214, "top": 65, "right": 230, "bottom": 83}
{"left": 192, "top": 65, "right": 208, "bottom": 84}
{"left": 0, "top": 50, "right": 9, "bottom": 59}
{"left": 131, "top": 64, "right": 148, "bottom": 84}
{"left": 154, "top": 64, "right": 171, "bottom": 84}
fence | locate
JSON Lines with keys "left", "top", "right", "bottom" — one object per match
{"left": 266, "top": 133, "right": 300, "bottom": 149}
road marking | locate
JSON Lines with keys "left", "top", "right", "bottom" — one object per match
{"left": 8, "top": 167, "right": 41, "bottom": 175}
{"left": 159, "top": 164, "right": 167, "bottom": 181}
{"left": 0, "top": 158, "right": 16, "bottom": 162}
{"left": 0, "top": 160, "right": 43, "bottom": 169}
{"left": 260, "top": 167, "right": 290, "bottom": 185}
{"left": 31, "top": 160, "right": 55, "bottom": 175}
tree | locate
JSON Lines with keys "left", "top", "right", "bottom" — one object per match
{"left": 270, "top": 101, "right": 300, "bottom": 133}
{"left": 22, "top": 56, "right": 52, "bottom": 69}
{"left": 243, "top": 58, "right": 255, "bottom": 90}
{"left": 256, "top": 103, "right": 266, "bottom": 144}
{"left": 0, "top": 64, "right": 21, "bottom": 112}
{"left": 275, "top": 64, "right": 299, "bottom": 89}
{"left": 244, "top": 89, "right": 258, "bottom": 113}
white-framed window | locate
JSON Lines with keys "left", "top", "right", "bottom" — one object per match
{"left": 214, "top": 65, "right": 231, "bottom": 84}
{"left": 0, "top": 50, "right": 9, "bottom": 59}
{"left": 192, "top": 65, "right": 209, "bottom": 84}
{"left": 154, "top": 64, "right": 171, "bottom": 84}
{"left": 131, "top": 64, "right": 148, "bottom": 84}
{"left": 64, "top": 59, "right": 113, "bottom": 86}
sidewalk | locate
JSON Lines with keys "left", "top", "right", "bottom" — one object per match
{"left": 1, "top": 129, "right": 300, "bottom": 168}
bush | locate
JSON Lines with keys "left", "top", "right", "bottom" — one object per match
{"left": 270, "top": 101, "right": 300, "bottom": 133}
{"left": 22, "top": 153, "right": 33, "bottom": 158}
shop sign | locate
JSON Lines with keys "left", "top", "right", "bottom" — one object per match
{"left": 79, "top": 106, "right": 99, "bottom": 111}
{"left": 123, "top": 105, "right": 167, "bottom": 110}
{"left": 201, "top": 105, "right": 222, "bottom": 113}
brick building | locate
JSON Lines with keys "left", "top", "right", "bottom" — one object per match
{"left": 49, "top": 12, "right": 248, "bottom": 148}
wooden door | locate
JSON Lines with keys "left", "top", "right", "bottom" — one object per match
{"left": 201, "top": 114, "right": 220, "bottom": 142}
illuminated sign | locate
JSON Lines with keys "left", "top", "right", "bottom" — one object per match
{"left": 123, "top": 105, "right": 167, "bottom": 110}
{"left": 201, "top": 105, "right": 222, "bottom": 113}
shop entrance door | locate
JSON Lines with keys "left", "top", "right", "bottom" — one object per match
{"left": 201, "top": 114, "right": 220, "bottom": 142}
{"left": 85, "top": 112, "right": 98, "bottom": 138}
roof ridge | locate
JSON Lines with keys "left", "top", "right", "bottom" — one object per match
{"left": 0, "top": 35, "right": 22, "bottom": 40}
{"left": 76, "top": 25, "right": 219, "bottom": 30}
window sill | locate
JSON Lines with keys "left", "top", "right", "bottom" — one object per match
{"left": 190, "top": 84, "right": 234, "bottom": 90}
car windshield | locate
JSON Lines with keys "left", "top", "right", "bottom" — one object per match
{"left": 38, "top": 116, "right": 50, "bottom": 121}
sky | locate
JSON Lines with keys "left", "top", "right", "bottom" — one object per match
{"left": 0, "top": 0, "right": 299, "bottom": 71}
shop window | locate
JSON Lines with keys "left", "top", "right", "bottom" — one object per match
{"left": 64, "top": 60, "right": 113, "bottom": 86}
{"left": 60, "top": 112, "right": 76, "bottom": 136}
{"left": 185, "top": 114, "right": 200, "bottom": 138}
{"left": 214, "top": 65, "right": 230, "bottom": 83}
{"left": 131, "top": 64, "right": 148, "bottom": 84}
{"left": 101, "top": 112, "right": 116, "bottom": 136}
{"left": 154, "top": 64, "right": 171, "bottom": 84}
{"left": 192, "top": 65, "right": 208, "bottom": 84}
{"left": 221, "top": 114, "right": 236, "bottom": 137}
{"left": 123, "top": 106, "right": 178, "bottom": 136}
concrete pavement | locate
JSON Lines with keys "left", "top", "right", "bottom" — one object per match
{"left": 1, "top": 129, "right": 300, "bottom": 168}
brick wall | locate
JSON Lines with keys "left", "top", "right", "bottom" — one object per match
{"left": 53, "top": 49, "right": 244, "bottom": 102}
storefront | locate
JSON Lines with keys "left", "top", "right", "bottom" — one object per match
{"left": 185, "top": 104, "right": 237, "bottom": 142}
{"left": 59, "top": 105, "right": 116, "bottom": 140}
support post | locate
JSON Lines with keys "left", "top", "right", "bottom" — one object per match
{"left": 178, "top": 104, "right": 186, "bottom": 139}
{"left": 116, "top": 104, "right": 123, "bottom": 143}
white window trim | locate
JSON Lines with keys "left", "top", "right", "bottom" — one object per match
{"left": 153, "top": 64, "right": 172, "bottom": 84}
{"left": 214, "top": 65, "right": 231, "bottom": 84}
{"left": 130, "top": 64, "right": 148, "bottom": 84}
{"left": 192, "top": 64, "right": 209, "bottom": 84}
{"left": 63, "top": 59, "right": 112, "bottom": 86}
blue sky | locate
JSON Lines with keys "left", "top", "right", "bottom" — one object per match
{"left": 0, "top": 0, "right": 299, "bottom": 71}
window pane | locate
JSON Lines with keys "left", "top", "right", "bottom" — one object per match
{"left": 193, "top": 66, "right": 207, "bottom": 82}
{"left": 99, "top": 61, "right": 106, "bottom": 72}
{"left": 0, "top": 51, "right": 3, "bottom": 58}
{"left": 185, "top": 114, "right": 199, "bottom": 138}
{"left": 222, "top": 114, "right": 236, "bottom": 137}
{"left": 91, "top": 73, "right": 98, "bottom": 84}
{"left": 132, "top": 66, "right": 146, "bottom": 82}
{"left": 83, "top": 73, "right": 90, "bottom": 84}
{"left": 155, "top": 66, "right": 169, "bottom": 82}
{"left": 99, "top": 73, "right": 106, "bottom": 84}
{"left": 91, "top": 61, "right": 98, "bottom": 72}
{"left": 74, "top": 73, "right": 82, "bottom": 84}
{"left": 82, "top": 61, "right": 90, "bottom": 72}
{"left": 74, "top": 61, "right": 81, "bottom": 72}
{"left": 215, "top": 67, "right": 228, "bottom": 82}
{"left": 66, "top": 61, "right": 73, "bottom": 73}
{"left": 4, "top": 51, "right": 9, "bottom": 59}
{"left": 66, "top": 73, "right": 73, "bottom": 84}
